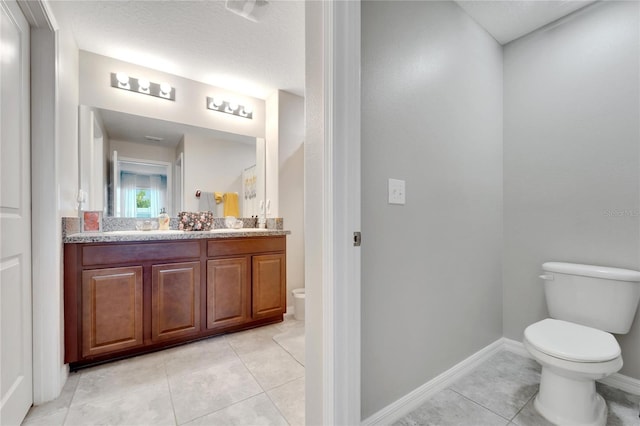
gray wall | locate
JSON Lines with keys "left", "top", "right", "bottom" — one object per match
{"left": 361, "top": 1, "right": 503, "bottom": 417}
{"left": 304, "top": 1, "right": 326, "bottom": 423}
{"left": 503, "top": 1, "right": 640, "bottom": 379}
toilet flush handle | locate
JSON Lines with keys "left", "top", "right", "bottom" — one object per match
{"left": 539, "top": 274, "right": 554, "bottom": 281}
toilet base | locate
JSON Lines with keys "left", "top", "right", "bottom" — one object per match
{"left": 534, "top": 366, "right": 607, "bottom": 426}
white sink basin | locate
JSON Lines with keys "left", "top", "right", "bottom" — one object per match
{"left": 105, "top": 230, "right": 185, "bottom": 235}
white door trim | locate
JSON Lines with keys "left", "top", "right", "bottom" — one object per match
{"left": 321, "top": 2, "right": 335, "bottom": 421}
{"left": 19, "top": 0, "right": 68, "bottom": 404}
{"left": 321, "top": 1, "right": 362, "bottom": 424}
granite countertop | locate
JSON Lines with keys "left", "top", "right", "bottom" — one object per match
{"left": 64, "top": 228, "right": 291, "bottom": 244}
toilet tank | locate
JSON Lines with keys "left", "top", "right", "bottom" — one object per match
{"left": 541, "top": 262, "right": 640, "bottom": 334}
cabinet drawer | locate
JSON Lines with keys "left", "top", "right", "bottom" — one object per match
{"left": 207, "top": 236, "right": 285, "bottom": 257}
{"left": 82, "top": 241, "right": 200, "bottom": 266}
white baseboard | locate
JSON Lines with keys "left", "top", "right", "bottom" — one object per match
{"left": 501, "top": 337, "right": 531, "bottom": 358}
{"left": 361, "top": 338, "right": 505, "bottom": 426}
{"left": 284, "top": 305, "right": 295, "bottom": 319}
{"left": 599, "top": 372, "right": 640, "bottom": 396}
{"left": 361, "top": 337, "right": 640, "bottom": 425}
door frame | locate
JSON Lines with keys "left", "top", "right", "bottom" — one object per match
{"left": 26, "top": 0, "right": 364, "bottom": 419}
{"left": 306, "top": 1, "right": 361, "bottom": 424}
{"left": 19, "top": 0, "right": 68, "bottom": 404}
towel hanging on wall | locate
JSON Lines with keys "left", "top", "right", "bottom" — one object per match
{"left": 198, "top": 192, "right": 216, "bottom": 213}
{"left": 223, "top": 192, "right": 239, "bottom": 217}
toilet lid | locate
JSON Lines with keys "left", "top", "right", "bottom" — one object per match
{"left": 525, "top": 319, "right": 621, "bottom": 362}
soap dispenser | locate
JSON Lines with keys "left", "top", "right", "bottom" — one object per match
{"left": 158, "top": 208, "right": 170, "bottom": 230}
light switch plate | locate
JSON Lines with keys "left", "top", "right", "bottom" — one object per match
{"left": 388, "top": 178, "right": 406, "bottom": 205}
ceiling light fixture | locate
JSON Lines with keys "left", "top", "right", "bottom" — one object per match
{"left": 206, "top": 96, "right": 253, "bottom": 119}
{"left": 110, "top": 72, "right": 175, "bottom": 101}
{"left": 144, "top": 135, "right": 164, "bottom": 142}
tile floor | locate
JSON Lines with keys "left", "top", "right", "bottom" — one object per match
{"left": 22, "top": 317, "right": 305, "bottom": 426}
{"left": 394, "top": 350, "right": 640, "bottom": 426}
{"left": 22, "top": 335, "right": 640, "bottom": 426}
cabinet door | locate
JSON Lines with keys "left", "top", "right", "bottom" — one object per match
{"left": 252, "top": 253, "right": 286, "bottom": 319}
{"left": 82, "top": 266, "right": 143, "bottom": 357}
{"left": 207, "top": 257, "right": 249, "bottom": 329}
{"left": 152, "top": 261, "right": 201, "bottom": 341}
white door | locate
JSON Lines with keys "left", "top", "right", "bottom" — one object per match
{"left": 0, "top": 0, "right": 32, "bottom": 424}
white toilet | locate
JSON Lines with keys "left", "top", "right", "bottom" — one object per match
{"left": 524, "top": 262, "right": 640, "bottom": 426}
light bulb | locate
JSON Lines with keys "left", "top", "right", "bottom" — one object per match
{"left": 243, "top": 105, "right": 253, "bottom": 114}
{"left": 159, "top": 82, "right": 172, "bottom": 95}
{"left": 213, "top": 97, "right": 224, "bottom": 107}
{"left": 229, "top": 101, "right": 239, "bottom": 111}
{"left": 138, "top": 78, "right": 150, "bottom": 92}
{"left": 116, "top": 72, "right": 129, "bottom": 85}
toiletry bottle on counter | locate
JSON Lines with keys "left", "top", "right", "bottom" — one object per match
{"left": 158, "top": 208, "right": 170, "bottom": 230}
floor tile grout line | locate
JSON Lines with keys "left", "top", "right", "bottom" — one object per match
{"left": 66, "top": 371, "right": 83, "bottom": 410}
{"left": 448, "top": 387, "right": 513, "bottom": 423}
{"left": 268, "top": 319, "right": 305, "bottom": 425}
{"left": 26, "top": 323, "right": 305, "bottom": 426}
{"left": 64, "top": 362, "right": 169, "bottom": 411}
{"left": 508, "top": 391, "right": 538, "bottom": 424}
{"left": 268, "top": 374, "right": 305, "bottom": 392}
{"left": 264, "top": 388, "right": 293, "bottom": 426}
{"left": 24, "top": 373, "right": 80, "bottom": 424}
{"left": 170, "top": 338, "right": 263, "bottom": 425}
{"left": 175, "top": 392, "right": 268, "bottom": 426}
{"left": 225, "top": 330, "right": 304, "bottom": 392}
{"left": 59, "top": 372, "right": 82, "bottom": 426}
{"left": 162, "top": 355, "right": 180, "bottom": 426}
{"left": 224, "top": 326, "right": 304, "bottom": 425}
{"left": 271, "top": 333, "right": 305, "bottom": 369}
{"left": 225, "top": 334, "right": 268, "bottom": 394}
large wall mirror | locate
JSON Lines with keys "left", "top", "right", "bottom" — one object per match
{"left": 78, "top": 105, "right": 265, "bottom": 218}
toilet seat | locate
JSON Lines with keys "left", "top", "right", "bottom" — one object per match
{"left": 525, "top": 318, "right": 620, "bottom": 362}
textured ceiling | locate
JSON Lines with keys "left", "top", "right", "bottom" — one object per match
{"left": 50, "top": 0, "right": 598, "bottom": 140}
{"left": 48, "top": 0, "right": 305, "bottom": 99}
{"left": 456, "top": 0, "right": 597, "bottom": 45}
{"left": 48, "top": 0, "right": 598, "bottom": 100}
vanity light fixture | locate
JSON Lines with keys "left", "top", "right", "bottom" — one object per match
{"left": 206, "top": 96, "right": 253, "bottom": 119}
{"left": 110, "top": 72, "right": 175, "bottom": 101}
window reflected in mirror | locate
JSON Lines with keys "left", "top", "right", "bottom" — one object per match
{"left": 114, "top": 159, "right": 170, "bottom": 218}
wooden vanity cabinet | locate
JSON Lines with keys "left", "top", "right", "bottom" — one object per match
{"left": 64, "top": 235, "right": 286, "bottom": 368}
{"left": 206, "top": 257, "right": 250, "bottom": 330}
{"left": 151, "top": 261, "right": 201, "bottom": 341}
{"left": 81, "top": 266, "right": 143, "bottom": 358}
{"left": 252, "top": 254, "right": 286, "bottom": 319}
